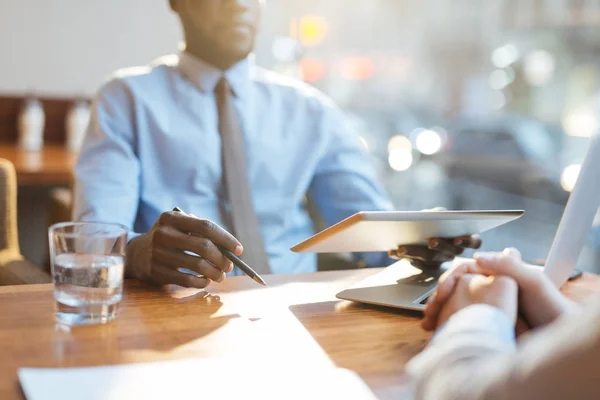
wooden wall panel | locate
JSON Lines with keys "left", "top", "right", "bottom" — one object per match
{"left": 0, "top": 96, "right": 89, "bottom": 144}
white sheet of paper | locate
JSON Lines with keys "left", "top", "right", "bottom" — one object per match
{"left": 19, "top": 357, "right": 377, "bottom": 400}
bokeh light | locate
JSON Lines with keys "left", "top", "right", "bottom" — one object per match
{"left": 300, "top": 58, "right": 326, "bottom": 83}
{"left": 491, "top": 44, "right": 519, "bottom": 69}
{"left": 388, "top": 148, "right": 413, "bottom": 172}
{"left": 415, "top": 129, "right": 442, "bottom": 155}
{"left": 524, "top": 50, "right": 555, "bottom": 86}
{"left": 298, "top": 15, "right": 329, "bottom": 47}
{"left": 561, "top": 164, "right": 581, "bottom": 192}
{"left": 340, "top": 57, "right": 375, "bottom": 81}
{"left": 387, "top": 135, "right": 412, "bottom": 152}
{"left": 489, "top": 69, "right": 512, "bottom": 90}
{"left": 387, "top": 135, "right": 413, "bottom": 171}
{"left": 563, "top": 110, "right": 598, "bottom": 137}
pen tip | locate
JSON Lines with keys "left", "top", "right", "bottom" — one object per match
{"left": 253, "top": 276, "right": 267, "bottom": 287}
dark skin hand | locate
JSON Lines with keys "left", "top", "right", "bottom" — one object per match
{"left": 126, "top": 211, "right": 241, "bottom": 289}
{"left": 389, "top": 235, "right": 482, "bottom": 268}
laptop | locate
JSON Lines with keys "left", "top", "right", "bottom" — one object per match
{"left": 292, "top": 210, "right": 524, "bottom": 311}
{"left": 545, "top": 133, "right": 600, "bottom": 287}
{"left": 291, "top": 133, "right": 600, "bottom": 311}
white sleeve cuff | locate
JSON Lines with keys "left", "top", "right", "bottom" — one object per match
{"left": 432, "top": 304, "right": 517, "bottom": 348}
{"left": 407, "top": 304, "right": 516, "bottom": 385}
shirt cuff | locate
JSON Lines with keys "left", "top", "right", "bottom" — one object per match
{"left": 407, "top": 304, "right": 516, "bottom": 391}
{"left": 432, "top": 304, "right": 517, "bottom": 348}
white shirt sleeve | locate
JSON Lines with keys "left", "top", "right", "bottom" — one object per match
{"left": 407, "top": 304, "right": 516, "bottom": 400}
{"left": 407, "top": 298, "right": 600, "bottom": 400}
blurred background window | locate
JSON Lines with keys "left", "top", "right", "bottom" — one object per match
{"left": 1, "top": 0, "right": 599, "bottom": 270}
{"left": 257, "top": 0, "right": 600, "bottom": 270}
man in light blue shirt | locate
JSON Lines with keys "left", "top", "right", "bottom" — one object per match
{"left": 75, "top": 0, "right": 471, "bottom": 288}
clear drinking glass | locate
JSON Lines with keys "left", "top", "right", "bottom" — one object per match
{"left": 48, "top": 222, "right": 128, "bottom": 325}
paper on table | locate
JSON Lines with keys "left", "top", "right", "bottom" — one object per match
{"left": 19, "top": 357, "right": 377, "bottom": 400}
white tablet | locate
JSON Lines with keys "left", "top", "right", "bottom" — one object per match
{"left": 291, "top": 210, "right": 524, "bottom": 253}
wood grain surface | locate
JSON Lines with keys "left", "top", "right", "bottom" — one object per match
{"left": 0, "top": 145, "right": 75, "bottom": 186}
{"left": 0, "top": 268, "right": 598, "bottom": 400}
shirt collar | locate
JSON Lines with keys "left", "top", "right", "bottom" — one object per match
{"left": 177, "top": 51, "right": 252, "bottom": 99}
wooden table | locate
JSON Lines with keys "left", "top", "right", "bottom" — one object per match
{"left": 0, "top": 145, "right": 75, "bottom": 186}
{"left": 1, "top": 269, "right": 599, "bottom": 400}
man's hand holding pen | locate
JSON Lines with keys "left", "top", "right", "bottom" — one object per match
{"left": 174, "top": 208, "right": 267, "bottom": 286}
{"left": 126, "top": 207, "right": 481, "bottom": 289}
{"left": 126, "top": 210, "right": 242, "bottom": 289}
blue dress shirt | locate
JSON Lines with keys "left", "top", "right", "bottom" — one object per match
{"left": 74, "top": 52, "right": 393, "bottom": 274}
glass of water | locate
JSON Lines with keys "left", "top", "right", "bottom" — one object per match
{"left": 48, "top": 222, "right": 128, "bottom": 325}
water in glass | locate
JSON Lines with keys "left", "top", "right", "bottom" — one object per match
{"left": 53, "top": 253, "right": 124, "bottom": 325}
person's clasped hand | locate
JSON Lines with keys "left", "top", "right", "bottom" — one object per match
{"left": 126, "top": 211, "right": 242, "bottom": 288}
{"left": 435, "top": 273, "right": 519, "bottom": 330}
{"left": 422, "top": 248, "right": 579, "bottom": 332}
